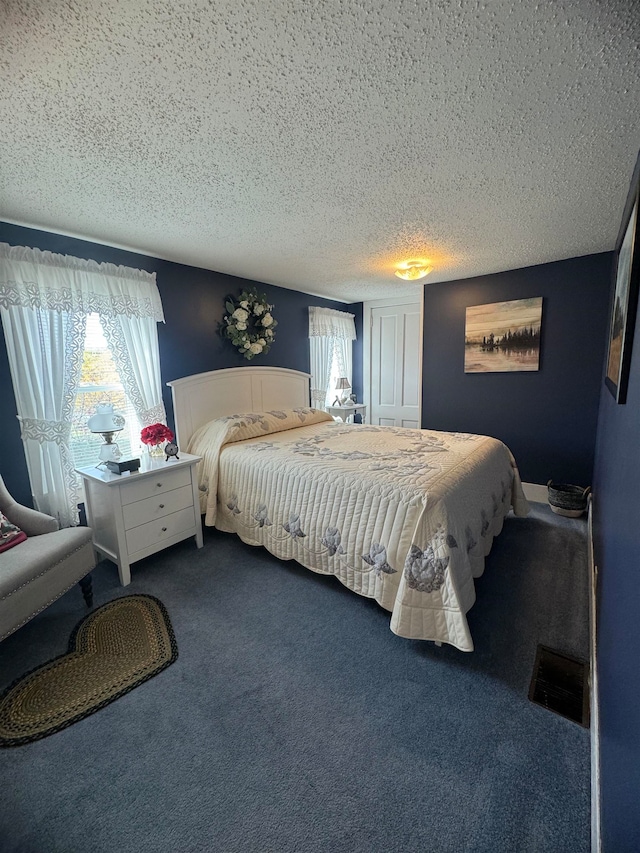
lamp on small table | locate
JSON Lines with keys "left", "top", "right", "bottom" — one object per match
{"left": 333, "top": 377, "right": 351, "bottom": 406}
{"left": 87, "top": 403, "right": 125, "bottom": 465}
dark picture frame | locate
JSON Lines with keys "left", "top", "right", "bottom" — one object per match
{"left": 605, "top": 152, "right": 640, "bottom": 404}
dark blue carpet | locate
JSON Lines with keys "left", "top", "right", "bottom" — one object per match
{"left": 0, "top": 503, "right": 590, "bottom": 852}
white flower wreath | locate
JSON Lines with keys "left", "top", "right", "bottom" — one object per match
{"left": 221, "top": 288, "right": 278, "bottom": 360}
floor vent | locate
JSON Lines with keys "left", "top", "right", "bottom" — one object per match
{"left": 529, "top": 645, "right": 589, "bottom": 727}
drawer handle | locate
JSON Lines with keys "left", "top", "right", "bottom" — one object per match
{"left": 159, "top": 504, "right": 165, "bottom": 509}
{"left": 161, "top": 527, "right": 167, "bottom": 532}
{"left": 157, "top": 482, "right": 163, "bottom": 488}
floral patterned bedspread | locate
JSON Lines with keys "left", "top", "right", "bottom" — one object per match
{"left": 187, "top": 409, "right": 529, "bottom": 651}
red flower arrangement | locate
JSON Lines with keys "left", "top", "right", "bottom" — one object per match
{"left": 140, "top": 423, "right": 174, "bottom": 446}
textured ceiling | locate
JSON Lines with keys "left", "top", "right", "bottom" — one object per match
{"left": 1, "top": 1, "right": 639, "bottom": 302}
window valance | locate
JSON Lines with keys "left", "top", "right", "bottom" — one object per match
{"left": 308, "top": 307, "right": 356, "bottom": 339}
{"left": 0, "top": 243, "right": 164, "bottom": 321}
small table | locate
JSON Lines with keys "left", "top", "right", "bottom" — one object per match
{"left": 76, "top": 452, "right": 203, "bottom": 586}
{"left": 326, "top": 403, "right": 367, "bottom": 423}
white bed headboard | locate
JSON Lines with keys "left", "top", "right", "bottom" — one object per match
{"left": 167, "top": 366, "right": 312, "bottom": 449}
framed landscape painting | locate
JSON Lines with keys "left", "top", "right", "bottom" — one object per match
{"left": 605, "top": 153, "right": 640, "bottom": 404}
{"left": 464, "top": 297, "right": 543, "bottom": 373}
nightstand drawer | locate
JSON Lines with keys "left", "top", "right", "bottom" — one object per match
{"left": 126, "top": 506, "right": 197, "bottom": 555}
{"left": 124, "top": 485, "right": 194, "bottom": 530}
{"left": 121, "top": 467, "right": 192, "bottom": 505}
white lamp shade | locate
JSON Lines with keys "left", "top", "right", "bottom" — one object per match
{"left": 87, "top": 403, "right": 125, "bottom": 433}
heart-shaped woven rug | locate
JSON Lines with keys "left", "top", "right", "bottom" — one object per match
{"left": 0, "top": 594, "right": 177, "bottom": 747}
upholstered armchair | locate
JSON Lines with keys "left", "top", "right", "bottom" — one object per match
{"left": 0, "top": 475, "right": 96, "bottom": 641}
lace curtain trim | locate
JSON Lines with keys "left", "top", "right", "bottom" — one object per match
{"left": 335, "top": 338, "right": 347, "bottom": 378}
{"left": 61, "top": 443, "right": 82, "bottom": 523}
{"left": 61, "top": 311, "right": 87, "bottom": 426}
{"left": 139, "top": 404, "right": 168, "bottom": 427}
{"left": 0, "top": 243, "right": 164, "bottom": 321}
{"left": 309, "top": 307, "right": 356, "bottom": 340}
{"left": 18, "top": 417, "right": 71, "bottom": 444}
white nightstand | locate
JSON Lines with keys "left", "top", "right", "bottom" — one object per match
{"left": 76, "top": 452, "right": 203, "bottom": 586}
{"left": 326, "top": 403, "right": 367, "bottom": 423}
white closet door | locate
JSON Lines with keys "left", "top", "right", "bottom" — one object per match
{"left": 369, "top": 301, "right": 421, "bottom": 427}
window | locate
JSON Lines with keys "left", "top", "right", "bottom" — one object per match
{"left": 70, "top": 314, "right": 142, "bottom": 468}
{"left": 1, "top": 242, "right": 163, "bottom": 525}
{"left": 326, "top": 347, "right": 346, "bottom": 407}
{"left": 308, "top": 307, "right": 356, "bottom": 410}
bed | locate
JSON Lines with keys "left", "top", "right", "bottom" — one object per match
{"left": 167, "top": 367, "right": 529, "bottom": 651}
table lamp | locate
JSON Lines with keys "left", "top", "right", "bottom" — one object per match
{"left": 335, "top": 377, "right": 351, "bottom": 405}
{"left": 87, "top": 403, "right": 125, "bottom": 464}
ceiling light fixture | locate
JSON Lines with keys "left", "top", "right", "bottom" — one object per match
{"left": 394, "top": 260, "right": 433, "bottom": 281}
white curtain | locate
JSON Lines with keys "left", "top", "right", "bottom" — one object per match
{"left": 309, "top": 307, "right": 356, "bottom": 408}
{"left": 0, "top": 244, "right": 163, "bottom": 319}
{"left": 0, "top": 242, "right": 164, "bottom": 525}
{"left": 1, "top": 307, "right": 86, "bottom": 527}
{"left": 101, "top": 314, "right": 166, "bottom": 427}
{"left": 309, "top": 335, "right": 335, "bottom": 408}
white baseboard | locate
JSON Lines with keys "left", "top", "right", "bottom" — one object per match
{"left": 522, "top": 482, "right": 549, "bottom": 503}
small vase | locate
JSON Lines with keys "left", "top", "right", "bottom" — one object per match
{"left": 147, "top": 442, "right": 165, "bottom": 458}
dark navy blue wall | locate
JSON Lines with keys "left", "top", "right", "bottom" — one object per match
{"left": 592, "top": 162, "right": 640, "bottom": 849}
{"left": 421, "top": 254, "right": 612, "bottom": 485}
{"left": 0, "top": 222, "right": 361, "bottom": 506}
{"left": 350, "top": 307, "right": 364, "bottom": 404}
{"left": 593, "top": 294, "right": 640, "bottom": 851}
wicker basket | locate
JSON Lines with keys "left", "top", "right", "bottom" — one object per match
{"left": 547, "top": 481, "right": 591, "bottom": 517}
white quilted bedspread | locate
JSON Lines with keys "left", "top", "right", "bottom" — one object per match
{"left": 188, "top": 408, "right": 529, "bottom": 651}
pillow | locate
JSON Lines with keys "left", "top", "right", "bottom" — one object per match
{"left": 187, "top": 408, "right": 335, "bottom": 527}
{"left": 0, "top": 511, "right": 27, "bottom": 553}
{"left": 223, "top": 407, "right": 333, "bottom": 442}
